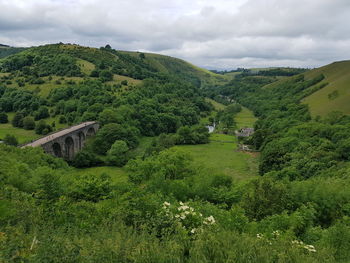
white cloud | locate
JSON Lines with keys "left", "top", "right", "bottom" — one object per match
{"left": 0, "top": 0, "right": 349, "bottom": 69}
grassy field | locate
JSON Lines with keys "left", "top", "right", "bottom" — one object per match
{"left": 0, "top": 112, "right": 68, "bottom": 144}
{"left": 235, "top": 107, "right": 257, "bottom": 128}
{"left": 77, "top": 58, "right": 95, "bottom": 75}
{"left": 71, "top": 166, "right": 128, "bottom": 184}
{"left": 205, "top": 98, "right": 226, "bottom": 111}
{"left": 176, "top": 133, "right": 258, "bottom": 181}
{"left": 129, "top": 136, "right": 154, "bottom": 158}
{"left": 0, "top": 123, "right": 40, "bottom": 144}
{"left": 302, "top": 60, "right": 350, "bottom": 116}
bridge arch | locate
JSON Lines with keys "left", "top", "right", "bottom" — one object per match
{"left": 52, "top": 142, "right": 62, "bottom": 158}
{"left": 78, "top": 131, "right": 85, "bottom": 150}
{"left": 64, "top": 136, "right": 74, "bottom": 160}
{"left": 87, "top": 127, "right": 96, "bottom": 137}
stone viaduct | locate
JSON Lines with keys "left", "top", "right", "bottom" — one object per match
{"left": 22, "top": 121, "right": 99, "bottom": 160}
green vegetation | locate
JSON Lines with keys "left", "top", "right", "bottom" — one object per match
{"left": 301, "top": 60, "right": 350, "bottom": 116}
{"left": 1, "top": 43, "right": 350, "bottom": 262}
{"left": 0, "top": 45, "right": 26, "bottom": 59}
{"left": 235, "top": 106, "right": 258, "bottom": 129}
{"left": 0, "top": 123, "right": 40, "bottom": 143}
{"left": 176, "top": 133, "right": 258, "bottom": 181}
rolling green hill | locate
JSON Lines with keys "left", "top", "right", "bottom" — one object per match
{"left": 0, "top": 43, "right": 225, "bottom": 96}
{"left": 260, "top": 60, "right": 350, "bottom": 116}
{"left": 301, "top": 60, "right": 350, "bottom": 116}
{"left": 0, "top": 44, "right": 27, "bottom": 59}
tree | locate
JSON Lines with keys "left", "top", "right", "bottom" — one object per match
{"left": 58, "top": 115, "right": 67, "bottom": 124}
{"left": 3, "top": 134, "right": 18, "bottom": 146}
{"left": 98, "top": 108, "right": 119, "bottom": 126}
{"left": 221, "top": 112, "right": 235, "bottom": 128}
{"left": 12, "top": 112, "right": 24, "bottom": 128}
{"left": 93, "top": 123, "right": 139, "bottom": 154}
{"left": 90, "top": 70, "right": 99, "bottom": 78}
{"left": 0, "top": 112, "right": 8, "bottom": 123}
{"left": 72, "top": 150, "right": 102, "bottom": 168}
{"left": 99, "top": 70, "right": 113, "bottom": 82}
{"left": 107, "top": 140, "right": 129, "bottom": 166}
{"left": 35, "top": 120, "right": 52, "bottom": 135}
{"left": 22, "top": 116, "right": 36, "bottom": 130}
{"left": 34, "top": 106, "right": 50, "bottom": 120}
{"left": 105, "top": 44, "right": 112, "bottom": 49}
{"left": 139, "top": 53, "right": 146, "bottom": 59}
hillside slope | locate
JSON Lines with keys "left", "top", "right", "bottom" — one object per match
{"left": 0, "top": 43, "right": 225, "bottom": 95}
{"left": 0, "top": 45, "right": 27, "bottom": 59}
{"left": 301, "top": 60, "right": 350, "bottom": 116}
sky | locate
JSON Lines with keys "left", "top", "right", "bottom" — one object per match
{"left": 0, "top": 0, "right": 350, "bottom": 69}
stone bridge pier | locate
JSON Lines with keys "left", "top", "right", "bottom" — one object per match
{"left": 22, "top": 121, "right": 99, "bottom": 160}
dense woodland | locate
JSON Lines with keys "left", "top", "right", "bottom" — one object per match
{"left": 1, "top": 44, "right": 350, "bottom": 262}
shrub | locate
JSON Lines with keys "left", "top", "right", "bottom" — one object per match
{"left": 3, "top": 134, "right": 18, "bottom": 146}
{"left": 0, "top": 112, "right": 8, "bottom": 123}
{"left": 22, "top": 116, "right": 36, "bottom": 130}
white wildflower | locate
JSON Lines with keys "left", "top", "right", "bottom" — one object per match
{"left": 190, "top": 228, "right": 196, "bottom": 234}
{"left": 272, "top": 230, "right": 280, "bottom": 237}
{"left": 304, "top": 245, "right": 316, "bottom": 253}
{"left": 178, "top": 205, "right": 190, "bottom": 211}
{"left": 205, "top": 215, "right": 216, "bottom": 224}
{"left": 256, "top": 233, "right": 263, "bottom": 239}
{"left": 163, "top": 201, "right": 170, "bottom": 207}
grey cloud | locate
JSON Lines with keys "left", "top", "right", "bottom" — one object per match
{"left": 0, "top": 0, "right": 349, "bottom": 69}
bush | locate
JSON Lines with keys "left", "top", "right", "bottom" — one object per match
{"left": 22, "top": 116, "right": 36, "bottom": 130}
{"left": 0, "top": 112, "right": 8, "bottom": 123}
{"left": 3, "top": 134, "right": 18, "bottom": 146}
{"left": 99, "top": 70, "right": 113, "bottom": 82}
{"left": 107, "top": 140, "right": 130, "bottom": 166}
{"left": 35, "top": 120, "right": 52, "bottom": 135}
{"left": 12, "top": 112, "right": 24, "bottom": 128}
{"left": 68, "top": 173, "right": 112, "bottom": 202}
{"left": 58, "top": 115, "right": 67, "bottom": 124}
{"left": 72, "top": 150, "right": 103, "bottom": 168}
{"left": 34, "top": 106, "right": 50, "bottom": 120}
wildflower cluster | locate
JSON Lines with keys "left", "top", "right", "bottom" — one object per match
{"left": 256, "top": 230, "right": 281, "bottom": 245}
{"left": 162, "top": 201, "right": 216, "bottom": 235}
{"left": 292, "top": 240, "right": 316, "bottom": 253}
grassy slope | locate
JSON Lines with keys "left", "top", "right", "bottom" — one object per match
{"left": 121, "top": 51, "right": 227, "bottom": 87}
{"left": 235, "top": 107, "right": 257, "bottom": 129}
{"left": 0, "top": 44, "right": 227, "bottom": 102}
{"left": 302, "top": 60, "right": 350, "bottom": 116}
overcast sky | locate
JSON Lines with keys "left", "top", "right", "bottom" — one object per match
{"left": 1, "top": 0, "right": 349, "bottom": 69}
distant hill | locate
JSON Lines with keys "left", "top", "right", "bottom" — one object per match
{"left": 301, "top": 60, "right": 350, "bottom": 116}
{"left": 261, "top": 60, "right": 350, "bottom": 116}
{"left": 0, "top": 43, "right": 225, "bottom": 93}
{"left": 0, "top": 45, "right": 27, "bottom": 59}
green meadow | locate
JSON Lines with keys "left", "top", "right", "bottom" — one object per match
{"left": 71, "top": 166, "right": 128, "bottom": 184}
{"left": 176, "top": 133, "right": 258, "bottom": 181}
{"left": 235, "top": 106, "right": 257, "bottom": 128}
{"left": 177, "top": 105, "right": 259, "bottom": 181}
{"left": 0, "top": 112, "right": 68, "bottom": 144}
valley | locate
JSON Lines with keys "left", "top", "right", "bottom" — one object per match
{"left": 1, "top": 43, "right": 350, "bottom": 262}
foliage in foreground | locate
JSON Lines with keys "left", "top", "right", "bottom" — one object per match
{"left": 1, "top": 144, "right": 350, "bottom": 262}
